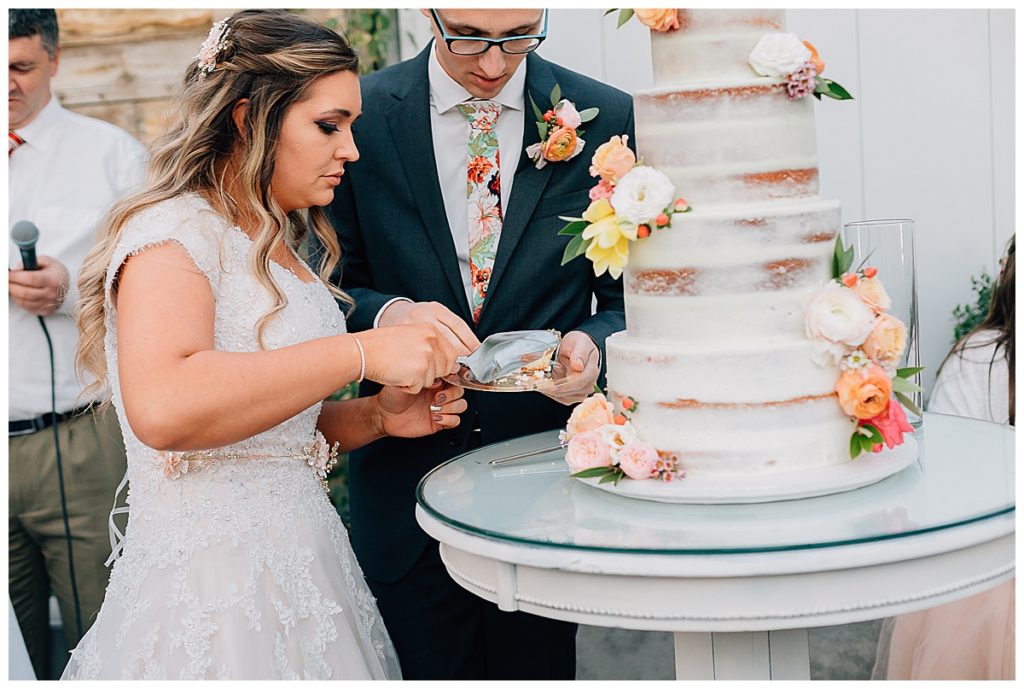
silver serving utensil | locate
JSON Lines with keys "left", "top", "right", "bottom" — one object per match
{"left": 488, "top": 442, "right": 567, "bottom": 467}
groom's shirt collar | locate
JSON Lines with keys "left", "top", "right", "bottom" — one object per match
{"left": 428, "top": 40, "right": 526, "bottom": 113}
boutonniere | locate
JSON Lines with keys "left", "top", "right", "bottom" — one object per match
{"left": 525, "top": 84, "right": 598, "bottom": 170}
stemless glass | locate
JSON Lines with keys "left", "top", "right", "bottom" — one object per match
{"left": 842, "top": 219, "right": 922, "bottom": 426}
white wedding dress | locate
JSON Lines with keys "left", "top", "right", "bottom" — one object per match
{"left": 62, "top": 194, "right": 401, "bottom": 680}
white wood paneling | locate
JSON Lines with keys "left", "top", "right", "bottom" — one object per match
{"left": 989, "top": 9, "right": 1015, "bottom": 259}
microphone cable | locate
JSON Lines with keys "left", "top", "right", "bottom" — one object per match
{"left": 37, "top": 313, "right": 84, "bottom": 640}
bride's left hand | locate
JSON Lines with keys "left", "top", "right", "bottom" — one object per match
{"left": 375, "top": 383, "right": 467, "bottom": 438}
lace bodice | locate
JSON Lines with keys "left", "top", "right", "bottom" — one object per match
{"left": 64, "top": 193, "right": 400, "bottom": 680}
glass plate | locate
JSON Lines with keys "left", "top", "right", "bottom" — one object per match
{"left": 442, "top": 361, "right": 569, "bottom": 393}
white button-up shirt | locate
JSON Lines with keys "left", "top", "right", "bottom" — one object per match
{"left": 375, "top": 42, "right": 527, "bottom": 325}
{"left": 9, "top": 96, "right": 146, "bottom": 420}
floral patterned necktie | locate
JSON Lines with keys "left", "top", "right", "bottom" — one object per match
{"left": 8, "top": 131, "right": 25, "bottom": 157}
{"left": 456, "top": 100, "right": 503, "bottom": 324}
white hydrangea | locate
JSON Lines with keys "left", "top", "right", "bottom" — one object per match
{"left": 610, "top": 166, "right": 675, "bottom": 226}
{"left": 748, "top": 33, "right": 812, "bottom": 78}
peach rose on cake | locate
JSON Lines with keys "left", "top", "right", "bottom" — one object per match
{"left": 565, "top": 393, "right": 616, "bottom": 439}
{"left": 862, "top": 313, "right": 908, "bottom": 367}
{"left": 634, "top": 9, "right": 681, "bottom": 33}
{"left": 854, "top": 275, "right": 892, "bottom": 314}
{"left": 565, "top": 430, "right": 613, "bottom": 473}
{"left": 590, "top": 135, "right": 636, "bottom": 184}
{"left": 617, "top": 441, "right": 659, "bottom": 480}
{"left": 835, "top": 364, "right": 892, "bottom": 420}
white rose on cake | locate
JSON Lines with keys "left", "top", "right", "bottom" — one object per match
{"left": 748, "top": 33, "right": 812, "bottom": 78}
{"left": 610, "top": 166, "right": 676, "bottom": 226}
{"left": 596, "top": 422, "right": 639, "bottom": 461}
{"left": 805, "top": 281, "right": 875, "bottom": 363}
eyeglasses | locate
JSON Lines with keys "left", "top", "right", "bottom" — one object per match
{"left": 430, "top": 9, "right": 548, "bottom": 56}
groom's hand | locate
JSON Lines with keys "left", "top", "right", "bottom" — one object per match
{"left": 379, "top": 300, "right": 480, "bottom": 356}
{"left": 544, "top": 331, "right": 601, "bottom": 406}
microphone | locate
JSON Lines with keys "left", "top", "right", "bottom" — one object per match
{"left": 11, "top": 220, "right": 39, "bottom": 271}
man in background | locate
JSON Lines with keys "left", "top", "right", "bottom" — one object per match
{"left": 8, "top": 9, "right": 145, "bottom": 678}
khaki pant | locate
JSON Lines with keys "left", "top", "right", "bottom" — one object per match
{"left": 9, "top": 406, "right": 127, "bottom": 679}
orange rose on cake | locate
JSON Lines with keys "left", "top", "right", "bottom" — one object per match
{"left": 836, "top": 364, "right": 892, "bottom": 420}
{"left": 565, "top": 393, "right": 616, "bottom": 438}
{"left": 634, "top": 9, "right": 681, "bottom": 32}
{"left": 589, "top": 135, "right": 636, "bottom": 184}
{"left": 862, "top": 313, "right": 908, "bottom": 367}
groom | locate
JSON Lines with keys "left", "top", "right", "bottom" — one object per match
{"left": 326, "top": 9, "right": 633, "bottom": 680}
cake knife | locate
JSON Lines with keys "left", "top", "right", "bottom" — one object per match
{"left": 487, "top": 442, "right": 567, "bottom": 467}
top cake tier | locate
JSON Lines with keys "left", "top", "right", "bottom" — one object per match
{"left": 651, "top": 9, "right": 785, "bottom": 88}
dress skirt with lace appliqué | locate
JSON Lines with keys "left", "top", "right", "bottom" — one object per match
{"left": 62, "top": 194, "right": 401, "bottom": 680}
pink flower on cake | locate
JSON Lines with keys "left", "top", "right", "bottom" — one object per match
{"left": 617, "top": 442, "right": 659, "bottom": 480}
{"left": 565, "top": 430, "right": 613, "bottom": 473}
{"left": 565, "top": 392, "right": 616, "bottom": 439}
{"left": 804, "top": 281, "right": 875, "bottom": 350}
{"left": 634, "top": 9, "right": 681, "bottom": 33}
{"left": 853, "top": 275, "right": 893, "bottom": 314}
{"left": 862, "top": 313, "right": 908, "bottom": 366}
{"left": 864, "top": 399, "right": 914, "bottom": 451}
{"left": 589, "top": 179, "right": 615, "bottom": 201}
{"left": 835, "top": 365, "right": 893, "bottom": 420}
{"left": 590, "top": 135, "right": 636, "bottom": 185}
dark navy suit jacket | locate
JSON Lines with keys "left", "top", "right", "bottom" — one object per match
{"left": 326, "top": 46, "right": 634, "bottom": 583}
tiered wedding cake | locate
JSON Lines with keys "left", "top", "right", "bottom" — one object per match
{"left": 605, "top": 9, "right": 856, "bottom": 479}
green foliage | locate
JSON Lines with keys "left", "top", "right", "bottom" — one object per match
{"left": 951, "top": 270, "right": 994, "bottom": 343}
{"left": 832, "top": 235, "right": 855, "bottom": 279}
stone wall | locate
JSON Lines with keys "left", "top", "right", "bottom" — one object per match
{"left": 52, "top": 9, "right": 348, "bottom": 145}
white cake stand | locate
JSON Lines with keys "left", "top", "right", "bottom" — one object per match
{"left": 578, "top": 435, "right": 919, "bottom": 504}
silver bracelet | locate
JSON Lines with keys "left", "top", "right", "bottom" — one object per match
{"left": 352, "top": 335, "right": 366, "bottom": 383}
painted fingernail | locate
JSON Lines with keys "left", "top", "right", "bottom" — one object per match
{"left": 437, "top": 394, "right": 446, "bottom": 403}
{"left": 432, "top": 414, "right": 443, "bottom": 422}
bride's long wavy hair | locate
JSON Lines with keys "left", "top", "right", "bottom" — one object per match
{"left": 76, "top": 9, "right": 357, "bottom": 401}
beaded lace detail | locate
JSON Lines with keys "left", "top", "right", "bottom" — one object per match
{"left": 62, "top": 194, "right": 400, "bottom": 680}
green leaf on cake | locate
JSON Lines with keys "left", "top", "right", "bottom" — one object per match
{"left": 850, "top": 432, "right": 862, "bottom": 459}
{"left": 896, "top": 366, "right": 925, "bottom": 378}
{"left": 832, "top": 235, "right": 855, "bottom": 278}
{"left": 891, "top": 376, "right": 923, "bottom": 395}
{"left": 604, "top": 9, "right": 617, "bottom": 17}
{"left": 599, "top": 471, "right": 621, "bottom": 484}
{"left": 815, "top": 78, "right": 854, "bottom": 101}
{"left": 558, "top": 220, "right": 587, "bottom": 237}
{"left": 617, "top": 9, "right": 635, "bottom": 28}
{"left": 894, "top": 391, "right": 922, "bottom": 417}
{"left": 571, "top": 466, "right": 614, "bottom": 479}
{"left": 578, "top": 107, "right": 600, "bottom": 123}
{"left": 561, "top": 235, "right": 590, "bottom": 265}
{"left": 550, "top": 83, "right": 562, "bottom": 108}
{"left": 593, "top": 383, "right": 604, "bottom": 395}
{"left": 861, "top": 423, "right": 884, "bottom": 445}
{"left": 558, "top": 215, "right": 584, "bottom": 224}
{"left": 528, "top": 91, "right": 544, "bottom": 123}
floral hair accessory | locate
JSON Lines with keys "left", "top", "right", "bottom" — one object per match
{"left": 195, "top": 18, "right": 231, "bottom": 79}
{"left": 525, "top": 84, "right": 598, "bottom": 170}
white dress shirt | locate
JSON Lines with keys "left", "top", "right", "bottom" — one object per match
{"left": 928, "top": 329, "right": 1011, "bottom": 424}
{"left": 9, "top": 96, "right": 146, "bottom": 420}
{"left": 374, "top": 42, "right": 527, "bottom": 326}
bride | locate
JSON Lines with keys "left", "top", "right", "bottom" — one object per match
{"left": 62, "top": 10, "right": 468, "bottom": 680}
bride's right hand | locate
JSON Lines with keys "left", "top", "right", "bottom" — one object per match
{"left": 354, "top": 324, "right": 460, "bottom": 393}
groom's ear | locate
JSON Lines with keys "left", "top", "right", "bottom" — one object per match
{"left": 231, "top": 98, "right": 250, "bottom": 143}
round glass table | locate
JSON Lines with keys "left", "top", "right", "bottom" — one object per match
{"left": 415, "top": 413, "right": 1014, "bottom": 680}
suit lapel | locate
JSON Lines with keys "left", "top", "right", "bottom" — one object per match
{"left": 385, "top": 46, "right": 472, "bottom": 322}
{"left": 480, "top": 54, "right": 558, "bottom": 323}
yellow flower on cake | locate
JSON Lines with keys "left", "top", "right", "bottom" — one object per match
{"left": 580, "top": 198, "right": 636, "bottom": 279}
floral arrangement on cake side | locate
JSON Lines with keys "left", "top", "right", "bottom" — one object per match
{"left": 557, "top": 135, "right": 691, "bottom": 279}
{"left": 560, "top": 392, "right": 684, "bottom": 485}
{"left": 805, "top": 238, "right": 922, "bottom": 458}
{"left": 747, "top": 32, "right": 852, "bottom": 101}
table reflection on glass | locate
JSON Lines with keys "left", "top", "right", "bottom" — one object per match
{"left": 415, "top": 413, "right": 1014, "bottom": 680}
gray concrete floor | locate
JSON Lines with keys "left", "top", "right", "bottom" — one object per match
{"left": 576, "top": 620, "right": 883, "bottom": 680}
{"left": 47, "top": 613, "right": 884, "bottom": 680}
